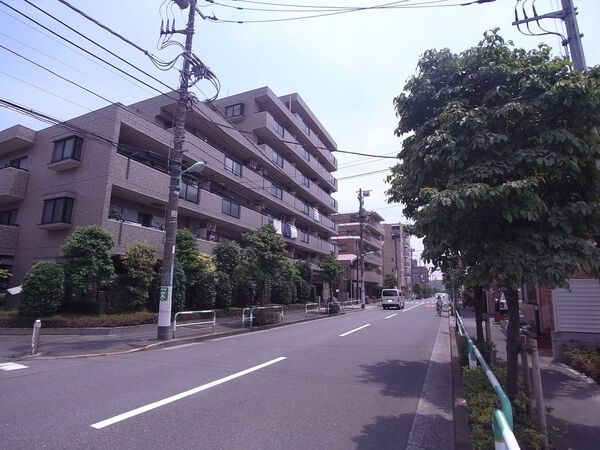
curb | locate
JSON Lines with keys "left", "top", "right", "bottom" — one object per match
{"left": 16, "top": 311, "right": 344, "bottom": 360}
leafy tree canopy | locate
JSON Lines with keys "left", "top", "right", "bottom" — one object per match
{"left": 386, "top": 30, "right": 600, "bottom": 289}
{"left": 319, "top": 254, "right": 344, "bottom": 298}
{"left": 213, "top": 240, "right": 241, "bottom": 275}
{"left": 61, "top": 225, "right": 115, "bottom": 293}
{"left": 383, "top": 273, "right": 397, "bottom": 289}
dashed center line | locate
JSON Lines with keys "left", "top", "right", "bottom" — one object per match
{"left": 384, "top": 313, "right": 398, "bottom": 319}
{"left": 403, "top": 303, "right": 424, "bottom": 312}
{"left": 0, "top": 362, "right": 28, "bottom": 371}
{"left": 339, "top": 324, "right": 370, "bottom": 337}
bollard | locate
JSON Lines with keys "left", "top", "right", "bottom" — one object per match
{"left": 31, "top": 319, "right": 41, "bottom": 355}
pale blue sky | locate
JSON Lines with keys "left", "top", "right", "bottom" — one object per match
{"left": 1, "top": 0, "right": 598, "bottom": 264}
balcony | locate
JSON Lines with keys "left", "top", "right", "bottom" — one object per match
{"left": 0, "top": 224, "right": 18, "bottom": 255}
{"left": 0, "top": 125, "right": 35, "bottom": 155}
{"left": 0, "top": 167, "right": 28, "bottom": 204}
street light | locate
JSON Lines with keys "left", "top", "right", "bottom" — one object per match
{"left": 157, "top": 160, "right": 206, "bottom": 341}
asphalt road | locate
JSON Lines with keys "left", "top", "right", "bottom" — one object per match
{"left": 1, "top": 299, "right": 452, "bottom": 449}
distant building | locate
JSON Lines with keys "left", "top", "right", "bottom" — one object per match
{"left": 382, "top": 223, "right": 412, "bottom": 297}
{"left": 412, "top": 260, "right": 429, "bottom": 285}
{"left": 0, "top": 87, "right": 339, "bottom": 290}
{"left": 332, "top": 210, "right": 384, "bottom": 301}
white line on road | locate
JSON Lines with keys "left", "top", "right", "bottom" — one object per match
{"left": 161, "top": 342, "right": 202, "bottom": 351}
{"left": 384, "top": 313, "right": 398, "bottom": 319}
{"left": 90, "top": 356, "right": 287, "bottom": 430}
{"left": 0, "top": 362, "right": 28, "bottom": 371}
{"left": 339, "top": 324, "right": 370, "bottom": 337}
{"left": 403, "top": 303, "right": 424, "bottom": 312}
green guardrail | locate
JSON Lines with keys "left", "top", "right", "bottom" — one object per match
{"left": 456, "top": 312, "right": 520, "bottom": 450}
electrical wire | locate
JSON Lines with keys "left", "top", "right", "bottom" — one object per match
{"left": 0, "top": 43, "right": 115, "bottom": 105}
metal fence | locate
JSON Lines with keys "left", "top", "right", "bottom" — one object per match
{"left": 173, "top": 310, "right": 216, "bottom": 338}
{"left": 241, "top": 305, "right": 284, "bottom": 327}
{"left": 456, "top": 312, "right": 520, "bottom": 450}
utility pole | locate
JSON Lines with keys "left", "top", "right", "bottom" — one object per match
{"left": 157, "top": 0, "right": 197, "bottom": 341}
{"left": 357, "top": 189, "right": 369, "bottom": 307}
{"left": 512, "top": 0, "right": 586, "bottom": 71}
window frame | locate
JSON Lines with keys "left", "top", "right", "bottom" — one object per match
{"left": 300, "top": 229, "right": 309, "bottom": 243}
{"left": 301, "top": 174, "right": 310, "bottom": 187}
{"left": 9, "top": 156, "right": 28, "bottom": 170}
{"left": 224, "top": 156, "right": 242, "bottom": 177}
{"left": 224, "top": 103, "right": 244, "bottom": 118}
{"left": 302, "top": 147, "right": 311, "bottom": 161}
{"left": 271, "top": 150, "right": 284, "bottom": 168}
{"left": 222, "top": 198, "right": 241, "bottom": 218}
{"left": 179, "top": 180, "right": 199, "bottom": 204}
{"left": 300, "top": 201, "right": 309, "bottom": 215}
{"left": 41, "top": 197, "right": 74, "bottom": 225}
{"left": 52, "top": 136, "right": 82, "bottom": 163}
{"left": 273, "top": 120, "right": 285, "bottom": 137}
{"left": 270, "top": 182, "right": 283, "bottom": 200}
{"left": 0, "top": 209, "right": 18, "bottom": 226}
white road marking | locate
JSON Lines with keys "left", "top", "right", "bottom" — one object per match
{"left": 161, "top": 342, "right": 202, "bottom": 351}
{"left": 90, "top": 356, "right": 287, "bottom": 429}
{"left": 384, "top": 313, "right": 398, "bottom": 319}
{"left": 403, "top": 303, "right": 424, "bottom": 312}
{"left": 0, "top": 362, "right": 28, "bottom": 371}
{"left": 339, "top": 324, "right": 370, "bottom": 337}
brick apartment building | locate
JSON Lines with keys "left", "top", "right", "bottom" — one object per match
{"left": 0, "top": 87, "right": 339, "bottom": 291}
{"left": 332, "top": 210, "right": 384, "bottom": 301}
{"left": 381, "top": 223, "right": 412, "bottom": 297}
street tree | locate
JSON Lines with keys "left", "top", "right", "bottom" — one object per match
{"left": 61, "top": 225, "right": 115, "bottom": 299}
{"left": 319, "top": 254, "right": 344, "bottom": 301}
{"left": 241, "top": 224, "right": 288, "bottom": 305}
{"left": 386, "top": 30, "right": 600, "bottom": 397}
{"left": 383, "top": 273, "right": 397, "bottom": 289}
{"left": 117, "top": 242, "right": 158, "bottom": 311}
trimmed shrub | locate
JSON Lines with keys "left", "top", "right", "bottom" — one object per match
{"left": 215, "top": 271, "right": 233, "bottom": 310}
{"left": 252, "top": 308, "right": 281, "bottom": 326}
{"left": 19, "top": 261, "right": 65, "bottom": 317}
{"left": 328, "top": 301, "right": 340, "bottom": 315}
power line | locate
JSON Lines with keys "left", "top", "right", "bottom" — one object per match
{"left": 0, "top": 1, "right": 175, "bottom": 100}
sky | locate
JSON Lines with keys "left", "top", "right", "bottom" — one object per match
{"left": 1, "top": 0, "right": 599, "bottom": 268}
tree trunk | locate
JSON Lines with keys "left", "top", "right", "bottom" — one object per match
{"left": 474, "top": 285, "right": 485, "bottom": 342}
{"left": 505, "top": 287, "right": 521, "bottom": 399}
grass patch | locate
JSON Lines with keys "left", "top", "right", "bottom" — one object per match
{"left": 563, "top": 345, "right": 600, "bottom": 384}
{"left": 463, "top": 366, "right": 545, "bottom": 450}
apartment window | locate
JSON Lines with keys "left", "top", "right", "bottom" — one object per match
{"left": 271, "top": 150, "right": 284, "bottom": 168}
{"left": 270, "top": 183, "right": 283, "bottom": 200}
{"left": 273, "top": 120, "right": 285, "bottom": 137}
{"left": 9, "top": 156, "right": 28, "bottom": 170}
{"left": 302, "top": 121, "right": 311, "bottom": 136}
{"left": 301, "top": 174, "right": 310, "bottom": 187}
{"left": 225, "top": 103, "right": 244, "bottom": 118}
{"left": 222, "top": 198, "right": 240, "bottom": 218}
{"left": 137, "top": 212, "right": 152, "bottom": 227}
{"left": 299, "top": 201, "right": 309, "bottom": 215}
{"left": 302, "top": 147, "right": 311, "bottom": 161}
{"left": 41, "top": 197, "right": 74, "bottom": 224}
{"left": 179, "top": 180, "right": 199, "bottom": 203}
{"left": 224, "top": 156, "right": 242, "bottom": 177}
{"left": 300, "top": 229, "right": 309, "bottom": 243}
{"left": 0, "top": 209, "right": 17, "bottom": 226}
{"left": 52, "top": 136, "right": 82, "bottom": 163}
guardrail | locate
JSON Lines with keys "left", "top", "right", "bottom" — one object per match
{"left": 173, "top": 310, "right": 216, "bottom": 338}
{"left": 456, "top": 312, "right": 520, "bottom": 450}
{"left": 241, "top": 305, "right": 284, "bottom": 327}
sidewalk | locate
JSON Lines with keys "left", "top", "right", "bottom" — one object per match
{"left": 0, "top": 307, "right": 335, "bottom": 359}
{"left": 459, "top": 310, "right": 600, "bottom": 450}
